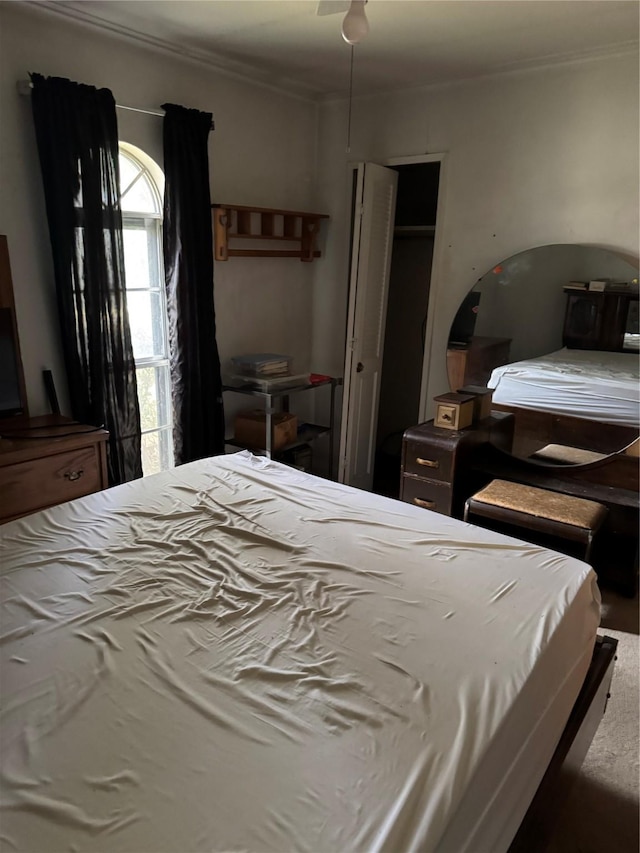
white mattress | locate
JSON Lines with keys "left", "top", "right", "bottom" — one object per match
{"left": 488, "top": 347, "right": 640, "bottom": 427}
{"left": 0, "top": 452, "right": 600, "bottom": 853}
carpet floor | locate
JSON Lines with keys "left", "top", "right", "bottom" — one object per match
{"left": 546, "top": 588, "right": 639, "bottom": 853}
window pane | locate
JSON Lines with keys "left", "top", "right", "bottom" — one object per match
{"left": 123, "top": 227, "right": 152, "bottom": 290}
{"left": 141, "top": 431, "right": 160, "bottom": 477}
{"left": 127, "top": 291, "right": 166, "bottom": 359}
{"left": 141, "top": 429, "right": 174, "bottom": 477}
{"left": 121, "top": 173, "right": 158, "bottom": 214}
{"left": 136, "top": 366, "right": 171, "bottom": 431}
{"left": 119, "top": 154, "right": 140, "bottom": 195}
{"left": 119, "top": 144, "right": 173, "bottom": 477}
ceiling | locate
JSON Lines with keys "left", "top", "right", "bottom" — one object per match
{"left": 39, "top": 0, "right": 639, "bottom": 100}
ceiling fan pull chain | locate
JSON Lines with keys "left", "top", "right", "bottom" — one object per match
{"left": 347, "top": 44, "right": 354, "bottom": 153}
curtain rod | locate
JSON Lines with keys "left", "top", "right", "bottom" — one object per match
{"left": 17, "top": 80, "right": 214, "bottom": 129}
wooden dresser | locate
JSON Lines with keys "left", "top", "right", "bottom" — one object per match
{"left": 446, "top": 336, "right": 512, "bottom": 390}
{"left": 563, "top": 288, "right": 639, "bottom": 351}
{"left": 400, "top": 414, "right": 515, "bottom": 517}
{"left": 0, "top": 416, "right": 109, "bottom": 523}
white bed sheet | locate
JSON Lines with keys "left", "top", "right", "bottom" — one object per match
{"left": 0, "top": 452, "right": 600, "bottom": 853}
{"left": 488, "top": 347, "right": 640, "bottom": 427}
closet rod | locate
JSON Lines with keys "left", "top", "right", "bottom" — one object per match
{"left": 17, "top": 80, "right": 215, "bottom": 129}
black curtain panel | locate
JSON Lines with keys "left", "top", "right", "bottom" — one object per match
{"left": 31, "top": 73, "right": 142, "bottom": 485}
{"left": 162, "top": 103, "right": 224, "bottom": 464}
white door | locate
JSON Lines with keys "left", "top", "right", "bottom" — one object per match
{"left": 339, "top": 162, "right": 398, "bottom": 489}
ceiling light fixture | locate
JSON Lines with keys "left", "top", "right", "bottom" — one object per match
{"left": 341, "top": 0, "right": 369, "bottom": 45}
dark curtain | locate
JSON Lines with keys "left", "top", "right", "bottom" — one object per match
{"left": 162, "top": 103, "right": 224, "bottom": 464}
{"left": 31, "top": 73, "right": 142, "bottom": 485}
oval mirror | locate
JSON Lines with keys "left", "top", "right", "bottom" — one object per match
{"left": 447, "top": 244, "right": 639, "bottom": 461}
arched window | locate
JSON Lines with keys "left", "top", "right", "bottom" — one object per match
{"left": 119, "top": 143, "right": 173, "bottom": 476}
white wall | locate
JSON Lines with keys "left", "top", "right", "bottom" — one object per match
{"left": 312, "top": 51, "right": 640, "bottom": 420}
{"left": 0, "top": 4, "right": 319, "bottom": 417}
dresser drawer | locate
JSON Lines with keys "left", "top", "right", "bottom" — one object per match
{"left": 400, "top": 476, "right": 453, "bottom": 515}
{"left": 0, "top": 445, "right": 102, "bottom": 518}
{"left": 402, "top": 440, "right": 454, "bottom": 482}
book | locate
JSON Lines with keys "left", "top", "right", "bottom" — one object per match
{"left": 588, "top": 279, "right": 609, "bottom": 292}
{"left": 564, "top": 281, "right": 588, "bottom": 290}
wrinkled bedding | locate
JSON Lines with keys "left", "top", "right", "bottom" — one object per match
{"left": 488, "top": 347, "right": 640, "bottom": 426}
{"left": 0, "top": 452, "right": 600, "bottom": 852}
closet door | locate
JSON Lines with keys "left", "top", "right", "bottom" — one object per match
{"left": 339, "top": 163, "right": 398, "bottom": 489}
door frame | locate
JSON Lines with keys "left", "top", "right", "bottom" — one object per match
{"left": 382, "top": 152, "right": 448, "bottom": 424}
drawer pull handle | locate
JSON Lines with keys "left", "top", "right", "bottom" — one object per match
{"left": 64, "top": 469, "right": 84, "bottom": 482}
{"left": 414, "top": 498, "right": 435, "bottom": 509}
{"left": 416, "top": 457, "right": 439, "bottom": 469}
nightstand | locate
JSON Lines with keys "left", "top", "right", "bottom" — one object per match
{"left": 400, "top": 413, "right": 514, "bottom": 517}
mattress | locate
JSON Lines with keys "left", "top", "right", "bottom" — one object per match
{"left": 0, "top": 451, "right": 600, "bottom": 853}
{"left": 488, "top": 347, "right": 640, "bottom": 427}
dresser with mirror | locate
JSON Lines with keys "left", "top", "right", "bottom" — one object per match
{"left": 405, "top": 244, "right": 639, "bottom": 594}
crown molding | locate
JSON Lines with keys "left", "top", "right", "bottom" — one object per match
{"left": 19, "top": 1, "right": 321, "bottom": 104}
{"left": 13, "top": 1, "right": 638, "bottom": 105}
{"left": 321, "top": 39, "right": 640, "bottom": 102}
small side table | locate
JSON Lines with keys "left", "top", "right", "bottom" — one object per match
{"left": 223, "top": 377, "right": 342, "bottom": 478}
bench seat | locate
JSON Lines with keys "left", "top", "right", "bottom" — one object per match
{"left": 464, "top": 479, "right": 608, "bottom": 561}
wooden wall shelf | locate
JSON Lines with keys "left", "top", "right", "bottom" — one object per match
{"left": 213, "top": 204, "right": 329, "bottom": 262}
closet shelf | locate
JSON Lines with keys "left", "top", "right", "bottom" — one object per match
{"left": 212, "top": 204, "right": 329, "bottom": 262}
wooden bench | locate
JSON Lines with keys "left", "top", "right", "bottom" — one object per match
{"left": 464, "top": 479, "right": 608, "bottom": 562}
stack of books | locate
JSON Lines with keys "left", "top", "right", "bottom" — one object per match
{"left": 231, "top": 353, "right": 293, "bottom": 378}
{"left": 563, "top": 279, "right": 638, "bottom": 293}
{"left": 228, "top": 353, "right": 309, "bottom": 392}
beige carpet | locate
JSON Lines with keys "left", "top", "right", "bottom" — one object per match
{"left": 546, "top": 589, "right": 639, "bottom": 853}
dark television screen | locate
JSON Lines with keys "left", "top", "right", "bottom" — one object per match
{"left": 449, "top": 292, "right": 481, "bottom": 347}
{"left": 0, "top": 308, "right": 24, "bottom": 417}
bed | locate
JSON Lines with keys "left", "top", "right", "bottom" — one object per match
{"left": 487, "top": 347, "right": 639, "bottom": 461}
{"left": 488, "top": 347, "right": 640, "bottom": 429}
{"left": 0, "top": 451, "right": 611, "bottom": 852}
